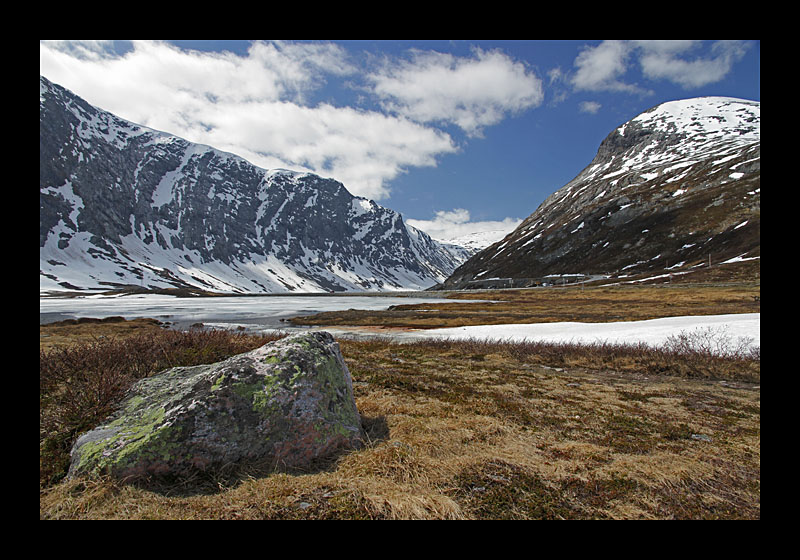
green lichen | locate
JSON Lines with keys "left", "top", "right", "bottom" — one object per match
{"left": 232, "top": 370, "right": 282, "bottom": 415}
{"left": 72, "top": 402, "right": 182, "bottom": 476}
{"left": 259, "top": 355, "right": 283, "bottom": 364}
{"left": 313, "top": 355, "right": 360, "bottom": 433}
{"left": 210, "top": 373, "right": 227, "bottom": 391}
{"left": 70, "top": 364, "right": 211, "bottom": 477}
{"left": 113, "top": 408, "right": 183, "bottom": 466}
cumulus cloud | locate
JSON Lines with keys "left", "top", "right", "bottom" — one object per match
{"left": 571, "top": 40, "right": 648, "bottom": 95}
{"left": 39, "top": 41, "right": 550, "bottom": 201}
{"left": 39, "top": 40, "right": 458, "bottom": 201}
{"left": 39, "top": 40, "right": 119, "bottom": 61}
{"left": 366, "top": 47, "right": 544, "bottom": 137}
{"left": 634, "top": 40, "right": 751, "bottom": 89}
{"left": 406, "top": 208, "right": 521, "bottom": 242}
{"left": 567, "top": 40, "right": 751, "bottom": 97}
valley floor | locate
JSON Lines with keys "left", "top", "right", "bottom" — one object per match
{"left": 39, "top": 281, "right": 760, "bottom": 519}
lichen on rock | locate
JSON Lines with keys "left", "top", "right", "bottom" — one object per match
{"left": 67, "top": 331, "right": 364, "bottom": 483}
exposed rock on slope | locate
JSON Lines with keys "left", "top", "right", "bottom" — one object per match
{"left": 439, "top": 97, "right": 760, "bottom": 289}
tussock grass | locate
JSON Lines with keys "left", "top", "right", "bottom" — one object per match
{"left": 40, "top": 324, "right": 759, "bottom": 519}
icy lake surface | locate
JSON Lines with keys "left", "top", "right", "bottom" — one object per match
{"left": 40, "top": 293, "right": 760, "bottom": 355}
{"left": 39, "top": 293, "right": 458, "bottom": 331}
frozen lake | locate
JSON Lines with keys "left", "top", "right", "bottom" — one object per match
{"left": 39, "top": 293, "right": 458, "bottom": 332}
{"left": 39, "top": 294, "right": 760, "bottom": 356}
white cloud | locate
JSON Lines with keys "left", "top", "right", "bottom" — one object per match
{"left": 406, "top": 208, "right": 521, "bottom": 242}
{"left": 39, "top": 40, "right": 458, "bottom": 201}
{"left": 39, "top": 40, "right": 118, "bottom": 61}
{"left": 568, "top": 40, "right": 751, "bottom": 96}
{"left": 366, "top": 47, "right": 544, "bottom": 137}
{"left": 179, "top": 100, "right": 457, "bottom": 200}
{"left": 547, "top": 66, "right": 565, "bottom": 85}
{"left": 571, "top": 40, "right": 648, "bottom": 95}
{"left": 635, "top": 40, "right": 750, "bottom": 89}
{"left": 578, "top": 101, "right": 602, "bottom": 114}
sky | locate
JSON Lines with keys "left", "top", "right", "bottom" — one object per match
{"left": 40, "top": 40, "right": 760, "bottom": 242}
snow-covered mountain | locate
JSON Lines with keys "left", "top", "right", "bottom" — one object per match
{"left": 439, "top": 96, "right": 760, "bottom": 289}
{"left": 436, "top": 228, "right": 517, "bottom": 254}
{"left": 40, "top": 76, "right": 467, "bottom": 294}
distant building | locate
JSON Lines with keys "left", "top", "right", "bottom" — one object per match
{"left": 464, "top": 275, "right": 590, "bottom": 290}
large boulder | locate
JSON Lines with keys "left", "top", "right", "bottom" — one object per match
{"left": 67, "top": 331, "right": 364, "bottom": 482}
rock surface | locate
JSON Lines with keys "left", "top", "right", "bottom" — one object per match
{"left": 67, "top": 331, "right": 364, "bottom": 482}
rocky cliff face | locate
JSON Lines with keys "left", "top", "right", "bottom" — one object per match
{"left": 40, "top": 76, "right": 468, "bottom": 294}
{"left": 439, "top": 97, "right": 760, "bottom": 289}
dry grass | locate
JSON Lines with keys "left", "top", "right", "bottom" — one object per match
{"left": 39, "top": 317, "right": 167, "bottom": 351}
{"left": 39, "top": 322, "right": 759, "bottom": 519}
{"left": 290, "top": 282, "right": 761, "bottom": 329}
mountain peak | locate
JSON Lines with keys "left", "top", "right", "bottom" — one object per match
{"left": 625, "top": 96, "right": 759, "bottom": 135}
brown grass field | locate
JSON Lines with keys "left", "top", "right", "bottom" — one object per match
{"left": 290, "top": 282, "right": 761, "bottom": 330}
{"left": 39, "top": 282, "right": 759, "bottom": 519}
{"left": 39, "top": 316, "right": 167, "bottom": 351}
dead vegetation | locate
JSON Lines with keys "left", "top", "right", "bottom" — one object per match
{"left": 290, "top": 282, "right": 761, "bottom": 329}
{"left": 39, "top": 307, "right": 759, "bottom": 519}
{"left": 39, "top": 317, "right": 167, "bottom": 351}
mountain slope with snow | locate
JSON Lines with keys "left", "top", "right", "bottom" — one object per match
{"left": 438, "top": 97, "right": 760, "bottom": 289}
{"left": 40, "top": 76, "right": 467, "bottom": 294}
{"left": 437, "top": 228, "right": 517, "bottom": 254}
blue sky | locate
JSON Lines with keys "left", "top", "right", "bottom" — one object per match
{"left": 40, "top": 40, "right": 760, "bottom": 241}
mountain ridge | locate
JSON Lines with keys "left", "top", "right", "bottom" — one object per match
{"left": 40, "top": 76, "right": 469, "bottom": 294}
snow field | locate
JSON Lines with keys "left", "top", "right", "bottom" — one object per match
{"left": 414, "top": 313, "right": 760, "bottom": 356}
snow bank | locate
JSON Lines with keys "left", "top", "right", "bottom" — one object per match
{"left": 417, "top": 313, "right": 760, "bottom": 354}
